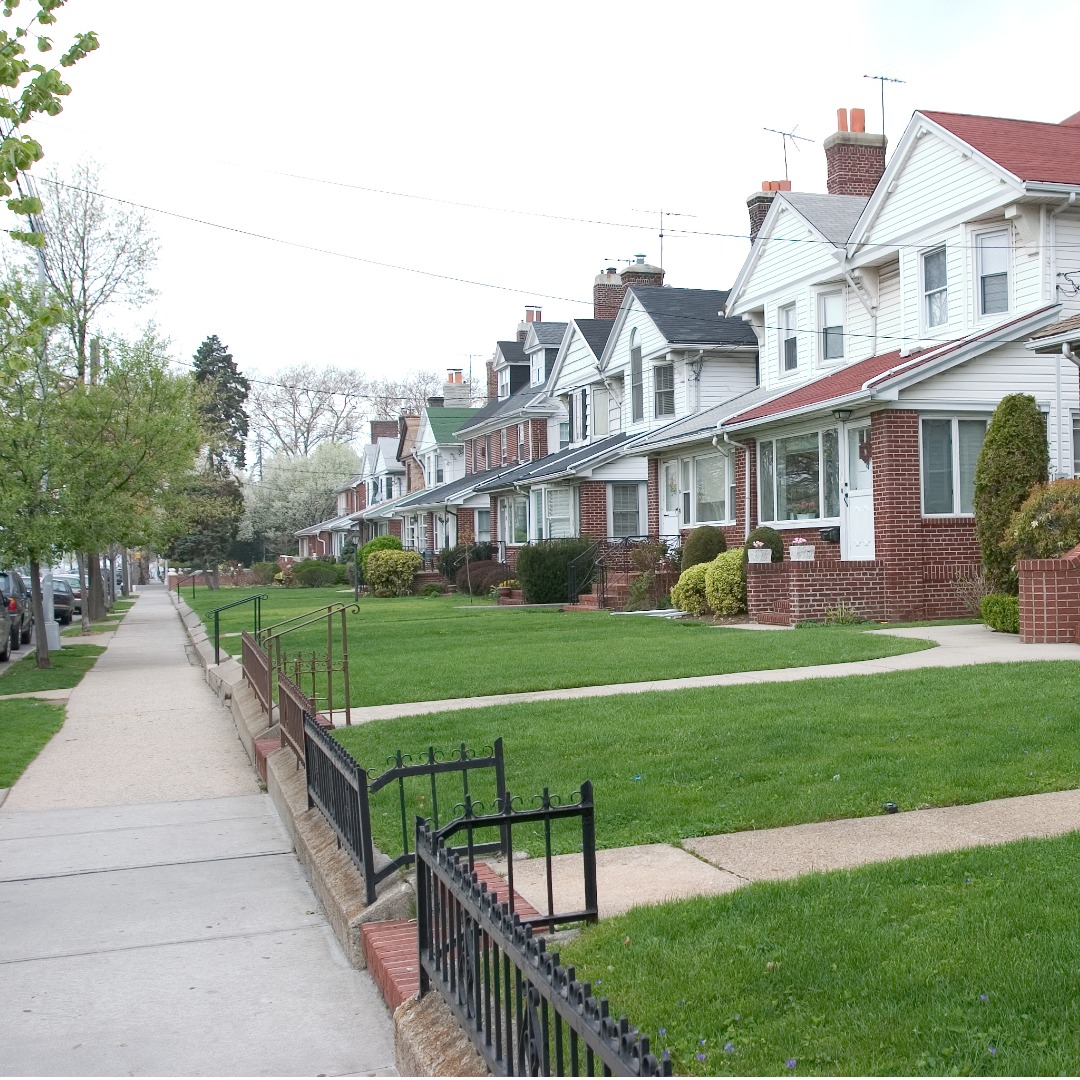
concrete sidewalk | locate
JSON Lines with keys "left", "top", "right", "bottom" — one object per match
{"left": 347, "top": 621, "right": 1080, "bottom": 723}
{"left": 0, "top": 584, "right": 396, "bottom": 1077}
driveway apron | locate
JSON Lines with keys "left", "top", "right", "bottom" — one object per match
{"left": 0, "top": 584, "right": 395, "bottom": 1077}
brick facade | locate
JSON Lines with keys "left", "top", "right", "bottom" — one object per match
{"left": 578, "top": 481, "right": 608, "bottom": 540}
{"left": 647, "top": 458, "right": 660, "bottom": 536}
{"left": 1018, "top": 543, "right": 1080, "bottom": 643}
{"left": 823, "top": 132, "right": 887, "bottom": 198}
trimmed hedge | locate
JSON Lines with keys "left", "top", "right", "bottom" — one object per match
{"left": 359, "top": 535, "right": 403, "bottom": 575}
{"left": 981, "top": 593, "right": 1020, "bottom": 634}
{"left": 681, "top": 525, "right": 727, "bottom": 569}
{"left": 703, "top": 549, "right": 747, "bottom": 616}
{"left": 297, "top": 563, "right": 340, "bottom": 588}
{"left": 744, "top": 525, "right": 783, "bottom": 563}
{"left": 365, "top": 549, "right": 421, "bottom": 596}
{"left": 1005, "top": 479, "right": 1080, "bottom": 562}
{"left": 516, "top": 538, "right": 595, "bottom": 604}
{"left": 670, "top": 562, "right": 711, "bottom": 616}
{"left": 456, "top": 559, "right": 510, "bottom": 596}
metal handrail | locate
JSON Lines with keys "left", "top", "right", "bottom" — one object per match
{"left": 175, "top": 573, "right": 199, "bottom": 600}
{"left": 206, "top": 593, "right": 267, "bottom": 664}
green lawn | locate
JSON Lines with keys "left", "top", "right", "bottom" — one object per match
{"left": 181, "top": 587, "right": 932, "bottom": 706}
{"left": 561, "top": 833, "right": 1080, "bottom": 1075}
{"left": 0, "top": 644, "right": 105, "bottom": 695}
{"left": 334, "top": 662, "right": 1080, "bottom": 856}
{"left": 0, "top": 697, "right": 66, "bottom": 787}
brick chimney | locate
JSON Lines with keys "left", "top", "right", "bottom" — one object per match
{"left": 593, "top": 267, "right": 623, "bottom": 319}
{"left": 370, "top": 420, "right": 398, "bottom": 441}
{"left": 747, "top": 180, "right": 791, "bottom": 243}
{"left": 516, "top": 306, "right": 542, "bottom": 343}
{"left": 824, "top": 107, "right": 887, "bottom": 197}
{"left": 620, "top": 255, "right": 665, "bottom": 290}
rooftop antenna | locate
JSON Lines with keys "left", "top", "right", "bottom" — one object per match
{"left": 863, "top": 74, "right": 905, "bottom": 135}
{"left": 763, "top": 125, "right": 814, "bottom": 182}
{"left": 631, "top": 208, "right": 696, "bottom": 269}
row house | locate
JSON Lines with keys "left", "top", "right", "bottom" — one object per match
{"left": 710, "top": 106, "right": 1080, "bottom": 622}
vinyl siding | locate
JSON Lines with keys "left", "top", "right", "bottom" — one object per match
{"left": 698, "top": 355, "right": 759, "bottom": 408}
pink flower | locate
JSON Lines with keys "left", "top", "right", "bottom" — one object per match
{"left": 791, "top": 536, "right": 808, "bottom": 545}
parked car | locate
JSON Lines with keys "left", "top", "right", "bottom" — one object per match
{"left": 54, "top": 573, "right": 82, "bottom": 614}
{"left": 0, "top": 569, "right": 33, "bottom": 647}
{"left": 0, "top": 594, "right": 12, "bottom": 661}
{"left": 52, "top": 579, "right": 75, "bottom": 625}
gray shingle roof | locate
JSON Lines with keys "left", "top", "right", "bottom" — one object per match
{"left": 630, "top": 287, "right": 758, "bottom": 346}
{"left": 495, "top": 339, "right": 527, "bottom": 364}
{"left": 454, "top": 384, "right": 548, "bottom": 436}
{"left": 531, "top": 322, "right": 567, "bottom": 346}
{"left": 575, "top": 318, "right": 615, "bottom": 358}
{"left": 783, "top": 192, "right": 868, "bottom": 246}
{"left": 474, "top": 433, "right": 630, "bottom": 491}
{"left": 394, "top": 466, "right": 506, "bottom": 509}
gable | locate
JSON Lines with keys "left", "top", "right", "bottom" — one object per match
{"left": 600, "top": 294, "right": 669, "bottom": 372}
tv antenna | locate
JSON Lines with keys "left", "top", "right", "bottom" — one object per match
{"left": 631, "top": 208, "right": 696, "bottom": 269}
{"left": 863, "top": 74, "right": 905, "bottom": 134}
{"left": 763, "top": 125, "right": 814, "bottom": 182}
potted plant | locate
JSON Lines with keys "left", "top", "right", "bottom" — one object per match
{"left": 747, "top": 540, "right": 772, "bottom": 564}
{"left": 789, "top": 536, "right": 815, "bottom": 561}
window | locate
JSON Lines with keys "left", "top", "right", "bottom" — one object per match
{"left": 428, "top": 454, "right": 443, "bottom": 484}
{"left": 531, "top": 486, "right": 575, "bottom": 540}
{"left": 518, "top": 423, "right": 529, "bottom": 462}
{"left": 592, "top": 386, "right": 609, "bottom": 438}
{"left": 921, "top": 417, "right": 987, "bottom": 515}
{"left": 820, "top": 291, "right": 844, "bottom": 361}
{"left": 579, "top": 388, "right": 589, "bottom": 439}
{"left": 478, "top": 441, "right": 487, "bottom": 469}
{"left": 977, "top": 230, "right": 1009, "bottom": 315}
{"left": 567, "top": 394, "right": 575, "bottom": 442}
{"left": 654, "top": 363, "right": 675, "bottom": 417}
{"left": 695, "top": 454, "right": 728, "bottom": 522}
{"left": 779, "top": 303, "right": 798, "bottom": 372}
{"left": 498, "top": 494, "right": 529, "bottom": 544}
{"left": 558, "top": 420, "right": 570, "bottom": 450}
{"left": 630, "top": 329, "right": 644, "bottom": 422}
{"left": 531, "top": 353, "right": 544, "bottom": 386}
{"left": 500, "top": 428, "right": 507, "bottom": 464}
{"left": 475, "top": 508, "right": 491, "bottom": 543}
{"left": 384, "top": 477, "right": 394, "bottom": 500}
{"left": 497, "top": 367, "right": 510, "bottom": 399}
{"left": 610, "top": 483, "right": 642, "bottom": 537}
{"left": 758, "top": 429, "right": 840, "bottom": 522}
{"left": 923, "top": 247, "right": 948, "bottom": 327}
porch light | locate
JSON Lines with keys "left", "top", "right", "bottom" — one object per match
{"left": 832, "top": 408, "right": 853, "bottom": 421}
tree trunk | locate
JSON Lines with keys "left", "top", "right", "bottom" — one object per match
{"left": 78, "top": 553, "right": 91, "bottom": 633}
{"left": 85, "top": 549, "right": 107, "bottom": 621}
{"left": 29, "top": 559, "right": 50, "bottom": 669}
{"left": 123, "top": 550, "right": 132, "bottom": 595}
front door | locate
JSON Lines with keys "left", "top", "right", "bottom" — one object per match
{"left": 842, "top": 425, "right": 875, "bottom": 559}
{"left": 661, "top": 461, "right": 681, "bottom": 536}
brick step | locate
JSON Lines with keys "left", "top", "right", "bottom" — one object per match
{"left": 755, "top": 612, "right": 793, "bottom": 626}
{"left": 572, "top": 593, "right": 599, "bottom": 608}
{"left": 254, "top": 737, "right": 280, "bottom": 781}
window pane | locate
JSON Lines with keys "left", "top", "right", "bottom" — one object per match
{"left": 476, "top": 509, "right": 491, "bottom": 543}
{"left": 982, "top": 273, "right": 1008, "bottom": 314}
{"left": 822, "top": 294, "right": 844, "bottom": 360}
{"left": 776, "top": 433, "right": 820, "bottom": 519}
{"left": 513, "top": 496, "right": 528, "bottom": 543}
{"left": 547, "top": 487, "right": 573, "bottom": 538}
{"left": 593, "top": 388, "right": 609, "bottom": 437}
{"left": 822, "top": 429, "right": 840, "bottom": 517}
{"left": 823, "top": 326, "right": 844, "bottom": 360}
{"left": 695, "top": 455, "right": 726, "bottom": 522}
{"left": 922, "top": 419, "right": 953, "bottom": 514}
{"left": 532, "top": 490, "right": 544, "bottom": 540}
{"left": 957, "top": 419, "right": 987, "bottom": 514}
{"left": 760, "top": 441, "right": 775, "bottom": 521}
{"left": 928, "top": 290, "right": 948, "bottom": 327}
{"left": 630, "top": 336, "right": 643, "bottom": 422}
{"left": 663, "top": 462, "right": 679, "bottom": 512}
{"left": 654, "top": 364, "right": 675, "bottom": 417}
{"left": 924, "top": 249, "right": 947, "bottom": 290}
{"left": 611, "top": 483, "right": 640, "bottom": 536}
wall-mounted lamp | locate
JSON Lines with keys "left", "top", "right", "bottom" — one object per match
{"left": 832, "top": 408, "right": 853, "bottom": 421}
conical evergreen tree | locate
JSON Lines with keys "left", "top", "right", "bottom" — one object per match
{"left": 192, "top": 335, "right": 250, "bottom": 473}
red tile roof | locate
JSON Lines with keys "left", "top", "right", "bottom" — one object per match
{"left": 726, "top": 308, "right": 1056, "bottom": 427}
{"left": 922, "top": 111, "right": 1080, "bottom": 185}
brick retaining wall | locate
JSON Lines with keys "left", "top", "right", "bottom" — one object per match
{"left": 1018, "top": 543, "right": 1080, "bottom": 643}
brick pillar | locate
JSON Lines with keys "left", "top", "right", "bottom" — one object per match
{"left": 1019, "top": 544, "right": 1080, "bottom": 643}
{"left": 578, "top": 482, "right": 607, "bottom": 540}
{"left": 647, "top": 458, "right": 660, "bottom": 537}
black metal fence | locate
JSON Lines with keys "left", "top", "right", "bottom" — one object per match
{"left": 302, "top": 712, "right": 506, "bottom": 905}
{"left": 416, "top": 818, "right": 669, "bottom": 1077}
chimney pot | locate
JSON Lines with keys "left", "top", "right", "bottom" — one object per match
{"left": 823, "top": 107, "right": 886, "bottom": 197}
{"left": 836, "top": 108, "right": 848, "bottom": 132}
{"left": 851, "top": 107, "right": 866, "bottom": 133}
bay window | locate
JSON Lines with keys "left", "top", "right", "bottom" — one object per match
{"left": 921, "top": 416, "right": 987, "bottom": 515}
{"left": 758, "top": 429, "right": 840, "bottom": 522}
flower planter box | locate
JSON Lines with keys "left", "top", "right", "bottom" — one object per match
{"left": 790, "top": 545, "right": 816, "bottom": 562}
{"left": 747, "top": 548, "right": 773, "bottom": 564}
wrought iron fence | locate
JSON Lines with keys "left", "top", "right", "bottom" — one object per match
{"left": 566, "top": 540, "right": 601, "bottom": 603}
{"left": 302, "top": 711, "right": 506, "bottom": 905}
{"left": 241, "top": 631, "right": 273, "bottom": 717}
{"left": 593, "top": 535, "right": 682, "bottom": 610}
{"left": 416, "top": 817, "right": 669, "bottom": 1077}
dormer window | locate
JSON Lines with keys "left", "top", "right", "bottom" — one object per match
{"left": 977, "top": 230, "right": 1009, "bottom": 315}
{"left": 497, "top": 367, "right": 510, "bottom": 399}
{"left": 531, "top": 353, "right": 544, "bottom": 386}
{"left": 923, "top": 247, "right": 948, "bottom": 328}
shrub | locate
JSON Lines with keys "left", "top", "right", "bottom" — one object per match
{"left": 703, "top": 549, "right": 746, "bottom": 616}
{"left": 297, "top": 563, "right": 340, "bottom": 588}
{"left": 1004, "top": 479, "right": 1080, "bottom": 562}
{"left": 251, "top": 561, "right": 279, "bottom": 585}
{"left": 681, "top": 525, "right": 727, "bottom": 569}
{"left": 953, "top": 568, "right": 991, "bottom": 617}
{"left": 456, "top": 559, "right": 510, "bottom": 596}
{"left": 981, "top": 593, "right": 1020, "bottom": 634}
{"left": 974, "top": 394, "right": 1049, "bottom": 593}
{"left": 436, "top": 541, "right": 495, "bottom": 580}
{"left": 359, "top": 535, "right": 403, "bottom": 575}
{"left": 670, "top": 562, "right": 711, "bottom": 616}
{"left": 744, "top": 525, "right": 783, "bottom": 563}
{"left": 365, "top": 549, "right": 422, "bottom": 596}
{"left": 515, "top": 538, "right": 595, "bottom": 604}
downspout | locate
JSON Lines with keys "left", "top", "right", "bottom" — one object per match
{"left": 715, "top": 431, "right": 752, "bottom": 540}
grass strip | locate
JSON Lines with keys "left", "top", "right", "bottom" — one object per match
{"left": 0, "top": 697, "right": 66, "bottom": 786}
{"left": 561, "top": 832, "right": 1080, "bottom": 1075}
{"left": 334, "top": 661, "right": 1080, "bottom": 855}
{"left": 0, "top": 644, "right": 105, "bottom": 694}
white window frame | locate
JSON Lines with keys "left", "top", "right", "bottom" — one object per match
{"left": 757, "top": 427, "right": 842, "bottom": 524}
{"left": 518, "top": 422, "right": 529, "bottom": 462}
{"left": 922, "top": 246, "right": 948, "bottom": 330}
{"left": 475, "top": 508, "right": 491, "bottom": 544}
{"left": 919, "top": 415, "right": 988, "bottom": 517}
{"left": 778, "top": 303, "right": 798, "bottom": 373}
{"left": 630, "top": 329, "right": 644, "bottom": 422}
{"left": 579, "top": 388, "right": 589, "bottom": 439}
{"left": 500, "top": 428, "right": 508, "bottom": 464}
{"left": 592, "top": 386, "right": 609, "bottom": 438}
{"left": 531, "top": 352, "right": 545, "bottom": 386}
{"left": 819, "top": 290, "right": 844, "bottom": 363}
{"left": 653, "top": 362, "right": 675, "bottom": 418}
{"left": 529, "top": 485, "right": 576, "bottom": 541}
{"left": 558, "top": 419, "right": 570, "bottom": 450}
{"left": 608, "top": 482, "right": 646, "bottom": 538}
{"left": 976, "top": 228, "right": 1010, "bottom": 317}
{"left": 498, "top": 494, "right": 529, "bottom": 545}
{"left": 497, "top": 366, "right": 510, "bottom": 399}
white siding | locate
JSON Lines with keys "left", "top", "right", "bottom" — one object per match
{"left": 552, "top": 326, "right": 601, "bottom": 397}
{"left": 862, "top": 131, "right": 1005, "bottom": 248}
{"left": 875, "top": 262, "right": 903, "bottom": 354}
{"left": 698, "top": 355, "right": 758, "bottom": 408}
{"left": 589, "top": 455, "right": 649, "bottom": 481}
{"left": 1054, "top": 211, "right": 1080, "bottom": 315}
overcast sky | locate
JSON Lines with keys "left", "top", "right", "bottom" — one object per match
{"left": 8, "top": 0, "right": 1069, "bottom": 388}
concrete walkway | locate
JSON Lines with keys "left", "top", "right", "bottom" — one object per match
{"left": 0, "top": 584, "right": 396, "bottom": 1076}
{"left": 348, "top": 621, "right": 1080, "bottom": 722}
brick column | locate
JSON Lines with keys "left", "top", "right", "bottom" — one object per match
{"left": 579, "top": 482, "right": 607, "bottom": 540}
{"left": 1019, "top": 543, "right": 1080, "bottom": 643}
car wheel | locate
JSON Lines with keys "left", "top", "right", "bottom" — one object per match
{"left": 20, "top": 619, "right": 32, "bottom": 644}
{"left": 61, "top": 612, "right": 72, "bottom": 625}
{"left": 10, "top": 623, "right": 19, "bottom": 652}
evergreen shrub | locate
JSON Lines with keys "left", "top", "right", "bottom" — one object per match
{"left": 358, "top": 535, "right": 402, "bottom": 575}
{"left": 251, "top": 561, "right": 279, "bottom": 585}
{"left": 670, "top": 562, "right": 711, "bottom": 616}
{"left": 981, "top": 593, "right": 1020, "bottom": 634}
{"left": 365, "top": 549, "right": 422, "bottom": 596}
{"left": 297, "top": 563, "right": 340, "bottom": 588}
{"left": 1004, "top": 479, "right": 1080, "bottom": 562}
{"left": 744, "top": 525, "right": 783, "bottom": 562}
{"left": 681, "top": 525, "right": 727, "bottom": 569}
{"left": 515, "top": 538, "right": 595, "bottom": 604}
{"left": 704, "top": 549, "right": 747, "bottom": 616}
